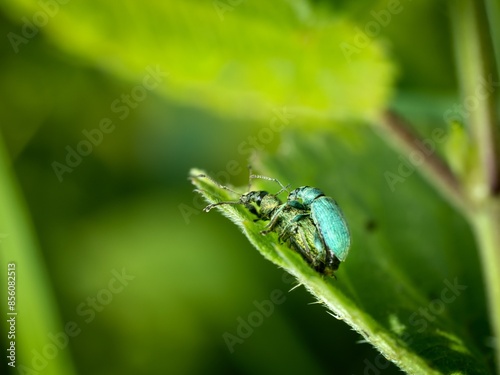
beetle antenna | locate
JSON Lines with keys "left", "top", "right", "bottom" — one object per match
{"left": 274, "top": 184, "right": 291, "bottom": 196}
{"left": 247, "top": 165, "right": 253, "bottom": 192}
{"left": 250, "top": 174, "right": 289, "bottom": 194}
{"left": 195, "top": 174, "right": 240, "bottom": 195}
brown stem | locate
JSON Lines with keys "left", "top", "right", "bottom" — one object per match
{"left": 377, "top": 110, "right": 471, "bottom": 217}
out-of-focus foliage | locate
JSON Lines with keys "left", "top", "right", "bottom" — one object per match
{"left": 1, "top": 0, "right": 395, "bottom": 122}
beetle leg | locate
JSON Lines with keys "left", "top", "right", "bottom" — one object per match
{"left": 203, "top": 200, "right": 243, "bottom": 212}
{"left": 260, "top": 204, "right": 287, "bottom": 235}
{"left": 288, "top": 226, "right": 316, "bottom": 266}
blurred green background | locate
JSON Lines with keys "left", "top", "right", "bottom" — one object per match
{"left": 0, "top": 0, "right": 489, "bottom": 374}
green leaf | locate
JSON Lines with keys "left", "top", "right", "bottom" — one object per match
{"left": 0, "top": 134, "right": 77, "bottom": 375}
{"left": 1, "top": 0, "right": 395, "bottom": 122}
{"left": 190, "top": 127, "right": 494, "bottom": 375}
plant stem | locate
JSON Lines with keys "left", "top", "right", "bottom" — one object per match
{"left": 377, "top": 110, "right": 472, "bottom": 217}
{"left": 450, "top": 0, "right": 500, "bottom": 197}
{"left": 484, "top": 0, "right": 500, "bottom": 96}
{"left": 450, "top": 0, "right": 500, "bottom": 372}
{"left": 472, "top": 201, "right": 500, "bottom": 374}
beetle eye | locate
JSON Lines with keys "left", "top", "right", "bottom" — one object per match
{"left": 256, "top": 191, "right": 268, "bottom": 205}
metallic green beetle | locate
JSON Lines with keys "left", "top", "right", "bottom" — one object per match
{"left": 287, "top": 186, "right": 351, "bottom": 270}
{"left": 196, "top": 173, "right": 341, "bottom": 276}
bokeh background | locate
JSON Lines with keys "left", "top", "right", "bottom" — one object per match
{"left": 1, "top": 0, "right": 489, "bottom": 374}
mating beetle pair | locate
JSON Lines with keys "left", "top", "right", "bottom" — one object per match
{"left": 196, "top": 172, "right": 351, "bottom": 277}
